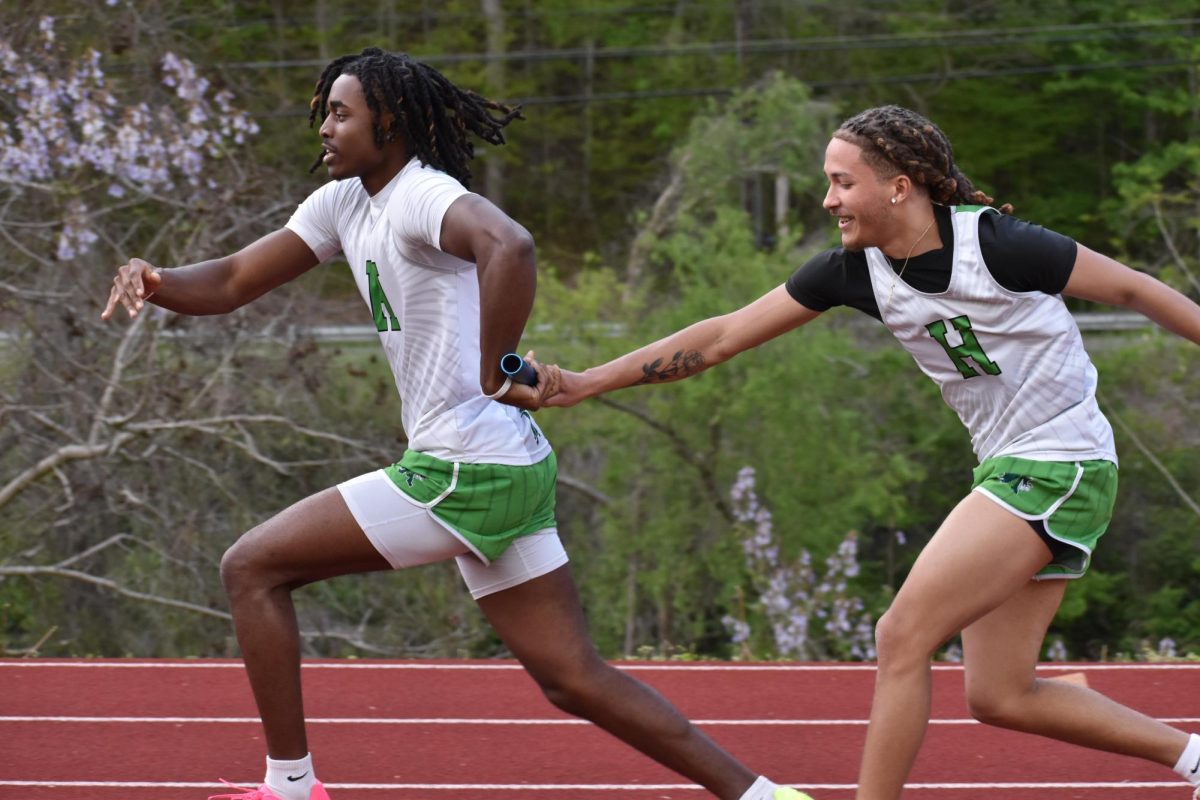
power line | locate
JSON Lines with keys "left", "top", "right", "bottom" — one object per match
{"left": 248, "top": 56, "right": 1198, "bottom": 116}
{"left": 141, "top": 0, "right": 1004, "bottom": 31}
{"left": 517, "top": 56, "right": 1199, "bottom": 105}
{"left": 208, "top": 18, "right": 1198, "bottom": 70}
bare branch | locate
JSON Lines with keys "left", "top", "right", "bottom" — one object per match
{"left": 0, "top": 435, "right": 134, "bottom": 511}
{"left": 158, "top": 445, "right": 241, "bottom": 504}
{"left": 625, "top": 155, "right": 688, "bottom": 291}
{"left": 182, "top": 331, "right": 248, "bottom": 414}
{"left": 595, "top": 396, "right": 733, "bottom": 522}
{"left": 22, "top": 408, "right": 80, "bottom": 442}
{"left": 122, "top": 414, "right": 398, "bottom": 460}
{"left": 0, "top": 280, "right": 71, "bottom": 301}
{"left": 1151, "top": 200, "right": 1200, "bottom": 296}
{"left": 51, "top": 466, "right": 73, "bottom": 513}
{"left": 7, "top": 626, "right": 59, "bottom": 658}
{"left": 90, "top": 313, "right": 149, "bottom": 444}
{"left": 1103, "top": 400, "right": 1200, "bottom": 520}
{"left": 0, "top": 564, "right": 398, "bottom": 655}
{"left": 0, "top": 221, "right": 58, "bottom": 269}
{"left": 53, "top": 534, "right": 140, "bottom": 569}
{"left": 0, "top": 564, "right": 232, "bottom": 620}
{"left": 212, "top": 201, "right": 297, "bottom": 245}
{"left": 556, "top": 472, "right": 612, "bottom": 506}
{"left": 1, "top": 406, "right": 393, "bottom": 512}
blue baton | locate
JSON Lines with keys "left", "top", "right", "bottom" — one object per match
{"left": 500, "top": 352, "right": 538, "bottom": 387}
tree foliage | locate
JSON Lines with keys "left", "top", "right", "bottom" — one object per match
{"left": 1, "top": 1, "right": 1197, "bottom": 660}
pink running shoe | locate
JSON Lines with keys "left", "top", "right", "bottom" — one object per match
{"left": 208, "top": 780, "right": 331, "bottom": 800}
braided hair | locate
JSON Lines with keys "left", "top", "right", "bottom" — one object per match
{"left": 834, "top": 105, "right": 1013, "bottom": 214}
{"left": 307, "top": 47, "right": 523, "bottom": 188}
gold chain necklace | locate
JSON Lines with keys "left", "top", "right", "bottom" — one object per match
{"left": 885, "top": 215, "right": 937, "bottom": 309}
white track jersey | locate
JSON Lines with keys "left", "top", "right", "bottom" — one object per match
{"left": 286, "top": 158, "right": 551, "bottom": 465}
{"left": 865, "top": 206, "right": 1116, "bottom": 464}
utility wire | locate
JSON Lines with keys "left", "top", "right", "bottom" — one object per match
{"left": 248, "top": 55, "right": 1199, "bottom": 116}
{"left": 199, "top": 18, "right": 1198, "bottom": 70}
{"left": 512, "top": 56, "right": 1200, "bottom": 106}
{"left": 64, "top": 0, "right": 933, "bottom": 30}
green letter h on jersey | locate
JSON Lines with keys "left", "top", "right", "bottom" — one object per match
{"left": 366, "top": 260, "right": 400, "bottom": 332}
{"left": 925, "top": 315, "right": 1001, "bottom": 379}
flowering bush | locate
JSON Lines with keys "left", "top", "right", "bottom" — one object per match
{"left": 722, "top": 466, "right": 876, "bottom": 660}
{"left": 0, "top": 16, "right": 258, "bottom": 261}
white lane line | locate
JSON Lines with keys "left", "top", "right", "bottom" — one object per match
{"left": 0, "top": 780, "right": 1189, "bottom": 791}
{"left": 2, "top": 661, "right": 1198, "bottom": 671}
{"left": 3, "top": 715, "right": 1197, "bottom": 726}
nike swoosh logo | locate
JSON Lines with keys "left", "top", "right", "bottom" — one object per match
{"left": 287, "top": 772, "right": 309, "bottom": 782}
{"left": 1190, "top": 752, "right": 1200, "bottom": 775}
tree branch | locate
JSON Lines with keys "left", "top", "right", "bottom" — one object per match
{"left": 1103, "top": 400, "right": 1200, "bottom": 520}
{"left": 0, "top": 435, "right": 134, "bottom": 510}
{"left": 595, "top": 396, "right": 733, "bottom": 521}
{"left": 0, "top": 564, "right": 231, "bottom": 620}
{"left": 1151, "top": 199, "right": 1200, "bottom": 296}
{"left": 0, "top": 561, "right": 397, "bottom": 656}
{"left": 556, "top": 472, "right": 612, "bottom": 505}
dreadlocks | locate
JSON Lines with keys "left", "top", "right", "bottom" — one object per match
{"left": 835, "top": 105, "right": 1013, "bottom": 214}
{"left": 307, "top": 47, "right": 524, "bottom": 188}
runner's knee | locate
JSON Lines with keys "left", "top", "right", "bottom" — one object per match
{"left": 874, "top": 606, "right": 944, "bottom": 667}
{"left": 965, "top": 681, "right": 1029, "bottom": 728}
{"left": 219, "top": 527, "right": 271, "bottom": 595}
{"left": 529, "top": 652, "right": 611, "bottom": 716}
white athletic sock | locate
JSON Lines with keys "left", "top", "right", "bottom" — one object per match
{"left": 264, "top": 753, "right": 317, "bottom": 800}
{"left": 1174, "top": 733, "right": 1200, "bottom": 787}
{"left": 738, "top": 775, "right": 780, "bottom": 800}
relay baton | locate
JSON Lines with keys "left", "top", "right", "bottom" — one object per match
{"left": 500, "top": 352, "right": 538, "bottom": 387}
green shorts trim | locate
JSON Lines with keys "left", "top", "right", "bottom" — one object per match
{"left": 383, "top": 450, "right": 558, "bottom": 564}
{"left": 971, "top": 456, "right": 1118, "bottom": 580}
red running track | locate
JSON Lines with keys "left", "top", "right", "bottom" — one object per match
{"left": 1, "top": 660, "right": 1197, "bottom": 800}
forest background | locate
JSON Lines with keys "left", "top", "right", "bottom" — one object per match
{"left": 1, "top": 0, "right": 1197, "bottom": 663}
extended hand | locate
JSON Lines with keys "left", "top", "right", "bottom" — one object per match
{"left": 101, "top": 258, "right": 163, "bottom": 321}
{"left": 542, "top": 368, "right": 589, "bottom": 408}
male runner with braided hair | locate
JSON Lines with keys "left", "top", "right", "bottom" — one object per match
{"left": 102, "top": 48, "right": 805, "bottom": 800}
{"left": 547, "top": 104, "right": 1200, "bottom": 799}
{"left": 305, "top": 47, "right": 519, "bottom": 184}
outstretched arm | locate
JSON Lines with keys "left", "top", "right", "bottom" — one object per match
{"left": 1064, "top": 245, "right": 1200, "bottom": 345}
{"left": 546, "top": 284, "right": 821, "bottom": 407}
{"left": 101, "top": 229, "right": 321, "bottom": 320}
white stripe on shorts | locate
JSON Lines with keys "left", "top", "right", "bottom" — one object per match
{"left": 337, "top": 470, "right": 568, "bottom": 599}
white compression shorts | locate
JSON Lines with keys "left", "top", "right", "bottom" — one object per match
{"left": 336, "top": 469, "right": 568, "bottom": 599}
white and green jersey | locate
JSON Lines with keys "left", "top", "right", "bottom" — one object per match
{"left": 862, "top": 206, "right": 1115, "bottom": 464}
{"left": 286, "top": 158, "right": 551, "bottom": 466}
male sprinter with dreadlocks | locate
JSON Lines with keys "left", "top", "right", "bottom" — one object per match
{"left": 101, "top": 48, "right": 804, "bottom": 800}
{"left": 546, "top": 104, "right": 1200, "bottom": 799}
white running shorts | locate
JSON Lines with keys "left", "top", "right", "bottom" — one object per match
{"left": 337, "top": 469, "right": 568, "bottom": 599}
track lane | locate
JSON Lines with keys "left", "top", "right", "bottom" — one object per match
{"left": 0, "top": 717, "right": 1185, "bottom": 782}
{"left": 2, "top": 661, "right": 1196, "bottom": 800}
{"left": 3, "top": 661, "right": 1194, "bottom": 719}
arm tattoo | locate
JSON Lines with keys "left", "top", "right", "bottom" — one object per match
{"left": 634, "top": 349, "right": 706, "bottom": 385}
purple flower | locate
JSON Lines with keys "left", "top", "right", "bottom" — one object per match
{"left": 729, "top": 466, "right": 874, "bottom": 660}
{"left": 1, "top": 21, "right": 258, "bottom": 258}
